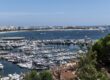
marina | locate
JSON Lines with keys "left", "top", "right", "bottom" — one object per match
{"left": 0, "top": 37, "right": 84, "bottom": 69}
{"left": 0, "top": 30, "right": 108, "bottom": 76}
{"left": 0, "top": 0, "right": 110, "bottom": 79}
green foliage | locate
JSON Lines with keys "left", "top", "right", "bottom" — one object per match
{"left": 24, "top": 70, "right": 40, "bottom": 80}
{"left": 92, "top": 34, "right": 110, "bottom": 66}
{"left": 24, "top": 70, "right": 53, "bottom": 80}
{"left": 77, "top": 49, "right": 109, "bottom": 80}
{"left": 40, "top": 70, "right": 53, "bottom": 80}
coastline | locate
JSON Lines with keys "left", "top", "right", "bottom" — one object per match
{"left": 0, "top": 29, "right": 101, "bottom": 34}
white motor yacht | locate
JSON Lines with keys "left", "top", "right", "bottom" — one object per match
{"left": 0, "top": 63, "right": 4, "bottom": 69}
{"left": 17, "top": 61, "right": 32, "bottom": 69}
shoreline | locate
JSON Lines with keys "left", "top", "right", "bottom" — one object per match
{"left": 0, "top": 29, "right": 101, "bottom": 34}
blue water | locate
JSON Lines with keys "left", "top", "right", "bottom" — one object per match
{"left": 0, "top": 30, "right": 109, "bottom": 76}
{"left": 0, "top": 60, "right": 29, "bottom": 76}
{"left": 0, "top": 30, "right": 108, "bottom": 40}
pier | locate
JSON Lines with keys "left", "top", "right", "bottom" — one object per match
{"left": 38, "top": 39, "right": 95, "bottom": 45}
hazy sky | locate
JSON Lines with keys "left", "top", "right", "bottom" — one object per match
{"left": 0, "top": 0, "right": 110, "bottom": 26}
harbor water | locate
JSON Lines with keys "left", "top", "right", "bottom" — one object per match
{"left": 0, "top": 30, "right": 108, "bottom": 40}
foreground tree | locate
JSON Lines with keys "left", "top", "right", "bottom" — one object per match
{"left": 40, "top": 70, "right": 53, "bottom": 80}
{"left": 23, "top": 70, "right": 53, "bottom": 80}
{"left": 23, "top": 70, "right": 40, "bottom": 80}
{"left": 92, "top": 34, "right": 110, "bottom": 67}
{"left": 77, "top": 49, "right": 109, "bottom": 80}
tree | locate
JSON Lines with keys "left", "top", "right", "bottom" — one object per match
{"left": 40, "top": 70, "right": 53, "bottom": 80}
{"left": 23, "top": 70, "right": 53, "bottom": 80}
{"left": 77, "top": 49, "right": 109, "bottom": 80}
{"left": 92, "top": 34, "right": 110, "bottom": 66}
{"left": 23, "top": 70, "right": 40, "bottom": 80}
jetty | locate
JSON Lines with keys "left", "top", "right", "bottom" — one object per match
{"left": 41, "top": 39, "right": 94, "bottom": 45}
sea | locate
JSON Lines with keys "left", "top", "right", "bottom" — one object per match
{"left": 0, "top": 30, "right": 109, "bottom": 76}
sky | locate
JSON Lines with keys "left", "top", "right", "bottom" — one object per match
{"left": 0, "top": 0, "right": 110, "bottom": 26}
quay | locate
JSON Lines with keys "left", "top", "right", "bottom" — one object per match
{"left": 0, "top": 37, "right": 95, "bottom": 45}
{"left": 40, "top": 39, "right": 95, "bottom": 45}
